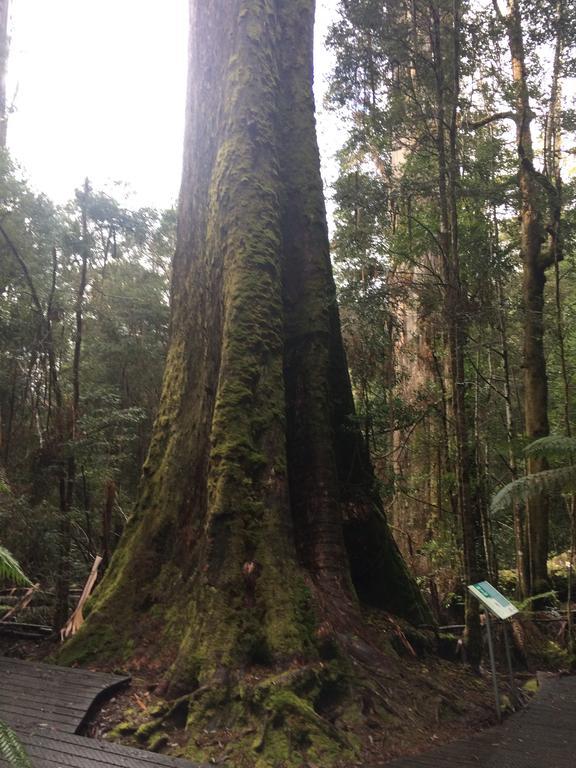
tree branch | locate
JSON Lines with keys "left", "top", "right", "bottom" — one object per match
{"left": 463, "top": 111, "right": 516, "bottom": 130}
{"left": 491, "top": 0, "right": 506, "bottom": 23}
{"left": 0, "top": 221, "right": 43, "bottom": 314}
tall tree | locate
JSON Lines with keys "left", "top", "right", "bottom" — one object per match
{"left": 495, "top": 0, "right": 565, "bottom": 594}
{"left": 63, "top": 1, "right": 430, "bottom": 763}
{"left": 429, "top": 0, "right": 487, "bottom": 665}
{"left": 328, "top": 0, "right": 488, "bottom": 663}
{"left": 0, "top": 0, "right": 8, "bottom": 148}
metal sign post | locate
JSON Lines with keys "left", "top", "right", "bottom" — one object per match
{"left": 502, "top": 621, "right": 520, "bottom": 706}
{"left": 468, "top": 581, "right": 519, "bottom": 722}
{"left": 482, "top": 607, "right": 501, "bottom": 721}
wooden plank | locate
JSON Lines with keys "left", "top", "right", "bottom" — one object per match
{"left": 0, "top": 656, "right": 130, "bottom": 736}
{"left": 0, "top": 732, "right": 207, "bottom": 768}
{"left": 24, "top": 738, "right": 184, "bottom": 768}
{"left": 0, "top": 702, "right": 81, "bottom": 727}
{"left": 0, "top": 657, "right": 128, "bottom": 688}
{"left": 0, "top": 699, "right": 87, "bottom": 733}
{"left": 0, "top": 705, "right": 79, "bottom": 730}
{"left": 0, "top": 693, "right": 90, "bottom": 719}
{"left": 34, "top": 730, "right": 197, "bottom": 766}
{"left": 0, "top": 681, "right": 101, "bottom": 707}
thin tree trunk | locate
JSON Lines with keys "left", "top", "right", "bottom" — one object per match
{"left": 54, "top": 180, "right": 90, "bottom": 630}
{"left": 474, "top": 350, "right": 497, "bottom": 584}
{"left": 2, "top": 357, "right": 17, "bottom": 464}
{"left": 500, "top": 0, "right": 556, "bottom": 595}
{"left": 431, "top": 0, "right": 486, "bottom": 667}
{"left": 497, "top": 279, "right": 529, "bottom": 596}
{"left": 547, "top": 0, "right": 568, "bottom": 435}
{"left": 0, "top": 0, "right": 9, "bottom": 148}
{"left": 101, "top": 480, "right": 116, "bottom": 571}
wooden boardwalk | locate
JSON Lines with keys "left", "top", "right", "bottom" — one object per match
{"left": 2, "top": 655, "right": 575, "bottom": 768}
{"left": 10, "top": 732, "right": 202, "bottom": 768}
{"left": 0, "top": 656, "right": 206, "bottom": 768}
{"left": 0, "top": 656, "right": 130, "bottom": 735}
{"left": 385, "top": 674, "right": 576, "bottom": 768}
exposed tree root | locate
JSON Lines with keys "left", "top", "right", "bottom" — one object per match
{"left": 114, "top": 661, "right": 361, "bottom": 767}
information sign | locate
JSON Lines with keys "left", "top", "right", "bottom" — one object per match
{"left": 468, "top": 581, "right": 519, "bottom": 620}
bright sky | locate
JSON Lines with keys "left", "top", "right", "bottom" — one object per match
{"left": 6, "top": 0, "right": 342, "bottom": 210}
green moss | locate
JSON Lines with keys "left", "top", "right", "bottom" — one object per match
{"left": 57, "top": 619, "right": 129, "bottom": 667}
{"left": 523, "top": 677, "right": 539, "bottom": 694}
{"left": 178, "top": 661, "right": 358, "bottom": 768}
{"left": 531, "top": 638, "right": 571, "bottom": 668}
{"left": 148, "top": 733, "right": 169, "bottom": 753}
{"left": 107, "top": 722, "right": 137, "bottom": 739}
{"left": 135, "top": 719, "right": 162, "bottom": 743}
{"left": 253, "top": 686, "right": 357, "bottom": 766}
{"left": 499, "top": 569, "right": 518, "bottom": 595}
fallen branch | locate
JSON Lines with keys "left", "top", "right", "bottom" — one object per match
{"left": 60, "top": 555, "right": 102, "bottom": 640}
{"left": 0, "top": 622, "right": 52, "bottom": 638}
{"left": 1, "top": 583, "right": 40, "bottom": 622}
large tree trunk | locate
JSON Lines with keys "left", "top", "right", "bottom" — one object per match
{"left": 62, "top": 1, "right": 430, "bottom": 762}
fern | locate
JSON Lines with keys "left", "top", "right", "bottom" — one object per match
{"left": 0, "top": 546, "right": 30, "bottom": 586}
{"left": 516, "top": 591, "right": 559, "bottom": 611}
{"left": 0, "top": 721, "right": 31, "bottom": 768}
{"left": 0, "top": 549, "right": 32, "bottom": 768}
{"left": 524, "top": 435, "right": 576, "bottom": 460}
{"left": 491, "top": 434, "right": 576, "bottom": 513}
{"left": 492, "top": 465, "right": 576, "bottom": 513}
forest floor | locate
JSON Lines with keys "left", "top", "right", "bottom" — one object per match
{"left": 0, "top": 625, "right": 535, "bottom": 768}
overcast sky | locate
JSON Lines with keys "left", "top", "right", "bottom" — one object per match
{"left": 6, "top": 0, "right": 342, "bottom": 210}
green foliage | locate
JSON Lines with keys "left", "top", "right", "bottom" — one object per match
{"left": 0, "top": 546, "right": 31, "bottom": 768}
{"left": 515, "top": 591, "right": 559, "bottom": 612}
{"left": 0, "top": 155, "right": 173, "bottom": 593}
{"left": 326, "top": 0, "right": 576, "bottom": 589}
{"left": 0, "top": 544, "right": 30, "bottom": 585}
{"left": 0, "top": 722, "right": 31, "bottom": 768}
{"left": 492, "top": 437, "right": 576, "bottom": 514}
{"left": 524, "top": 435, "right": 576, "bottom": 461}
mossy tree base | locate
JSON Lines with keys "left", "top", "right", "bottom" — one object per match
{"left": 92, "top": 617, "right": 498, "bottom": 768}
{"left": 105, "top": 661, "right": 359, "bottom": 767}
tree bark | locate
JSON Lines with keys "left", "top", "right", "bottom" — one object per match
{"left": 0, "top": 0, "right": 8, "bottom": 148}
{"left": 497, "top": 278, "right": 529, "bottom": 596}
{"left": 54, "top": 180, "right": 90, "bottom": 630}
{"left": 62, "top": 1, "right": 430, "bottom": 761}
{"left": 430, "top": 0, "right": 486, "bottom": 667}
{"left": 502, "top": 0, "right": 554, "bottom": 594}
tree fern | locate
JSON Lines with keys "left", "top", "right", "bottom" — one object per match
{"left": 492, "top": 435, "right": 576, "bottom": 513}
{"left": 0, "top": 546, "right": 32, "bottom": 768}
{"left": 0, "top": 721, "right": 31, "bottom": 768}
{"left": 0, "top": 546, "right": 30, "bottom": 586}
{"left": 524, "top": 435, "right": 576, "bottom": 460}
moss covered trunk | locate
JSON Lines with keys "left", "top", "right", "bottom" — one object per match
{"left": 62, "top": 0, "right": 430, "bottom": 762}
